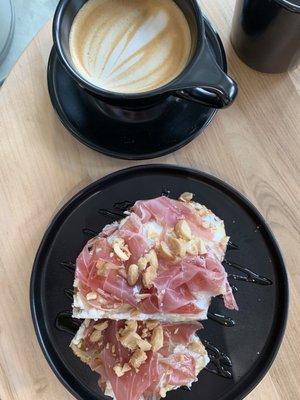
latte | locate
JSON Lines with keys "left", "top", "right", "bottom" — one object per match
{"left": 69, "top": 0, "right": 191, "bottom": 93}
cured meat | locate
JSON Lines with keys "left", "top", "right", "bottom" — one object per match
{"left": 71, "top": 319, "right": 209, "bottom": 400}
{"left": 73, "top": 195, "right": 237, "bottom": 320}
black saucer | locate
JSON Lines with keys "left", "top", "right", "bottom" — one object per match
{"left": 47, "top": 17, "right": 227, "bottom": 160}
{"left": 31, "top": 165, "right": 288, "bottom": 400}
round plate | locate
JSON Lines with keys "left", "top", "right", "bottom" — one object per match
{"left": 30, "top": 164, "right": 288, "bottom": 400}
{"left": 47, "top": 17, "right": 227, "bottom": 160}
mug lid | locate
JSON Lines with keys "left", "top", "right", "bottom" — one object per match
{"left": 274, "top": 0, "right": 300, "bottom": 12}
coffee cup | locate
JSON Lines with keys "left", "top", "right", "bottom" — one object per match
{"left": 53, "top": 0, "right": 237, "bottom": 113}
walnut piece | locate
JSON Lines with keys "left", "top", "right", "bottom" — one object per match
{"left": 186, "top": 240, "right": 199, "bottom": 255}
{"left": 129, "top": 348, "right": 147, "bottom": 371}
{"left": 158, "top": 241, "right": 174, "bottom": 259}
{"left": 175, "top": 220, "right": 192, "bottom": 240}
{"left": 117, "top": 320, "right": 151, "bottom": 352}
{"left": 142, "top": 264, "right": 158, "bottom": 289}
{"left": 94, "top": 321, "right": 108, "bottom": 332}
{"left": 89, "top": 330, "right": 103, "bottom": 343}
{"left": 113, "top": 238, "right": 131, "bottom": 261}
{"left": 179, "top": 192, "right": 194, "bottom": 202}
{"left": 145, "top": 320, "right": 160, "bottom": 331}
{"left": 159, "top": 385, "right": 173, "bottom": 398}
{"left": 145, "top": 249, "right": 158, "bottom": 268}
{"left": 150, "top": 325, "right": 164, "bottom": 352}
{"left": 127, "top": 264, "right": 139, "bottom": 286}
{"left": 113, "top": 362, "right": 131, "bottom": 377}
{"left": 137, "top": 256, "right": 148, "bottom": 271}
{"left": 96, "top": 261, "right": 119, "bottom": 276}
{"left": 188, "top": 340, "right": 206, "bottom": 355}
{"left": 168, "top": 237, "right": 187, "bottom": 257}
{"left": 86, "top": 292, "right": 97, "bottom": 301}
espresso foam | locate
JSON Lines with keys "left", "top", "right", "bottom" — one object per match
{"left": 69, "top": 0, "right": 191, "bottom": 93}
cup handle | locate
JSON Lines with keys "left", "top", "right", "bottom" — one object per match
{"left": 173, "top": 39, "right": 238, "bottom": 108}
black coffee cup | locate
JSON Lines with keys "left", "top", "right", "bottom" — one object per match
{"left": 231, "top": 0, "right": 300, "bottom": 73}
{"left": 53, "top": 0, "right": 238, "bottom": 112}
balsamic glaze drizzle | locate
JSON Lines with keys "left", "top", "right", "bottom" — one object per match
{"left": 224, "top": 259, "right": 272, "bottom": 286}
{"left": 207, "top": 312, "right": 235, "bottom": 327}
{"left": 204, "top": 340, "right": 232, "bottom": 379}
{"left": 113, "top": 201, "right": 134, "bottom": 211}
{"left": 60, "top": 261, "right": 75, "bottom": 272}
{"left": 82, "top": 228, "right": 97, "bottom": 237}
{"left": 55, "top": 311, "right": 81, "bottom": 335}
{"left": 98, "top": 209, "right": 124, "bottom": 219}
{"left": 64, "top": 288, "right": 74, "bottom": 300}
{"left": 227, "top": 241, "right": 239, "bottom": 251}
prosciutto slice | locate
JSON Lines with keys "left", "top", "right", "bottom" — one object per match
{"left": 71, "top": 319, "right": 209, "bottom": 400}
{"left": 73, "top": 195, "right": 237, "bottom": 320}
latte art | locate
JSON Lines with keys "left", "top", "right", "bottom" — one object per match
{"left": 69, "top": 0, "right": 191, "bottom": 93}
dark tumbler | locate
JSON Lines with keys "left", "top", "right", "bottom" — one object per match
{"left": 231, "top": 0, "right": 300, "bottom": 73}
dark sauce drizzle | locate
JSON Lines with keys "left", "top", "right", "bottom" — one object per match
{"left": 114, "top": 201, "right": 134, "bottom": 211}
{"left": 55, "top": 311, "right": 81, "bottom": 335}
{"left": 60, "top": 261, "right": 75, "bottom": 272}
{"left": 64, "top": 288, "right": 74, "bottom": 300}
{"left": 98, "top": 209, "right": 124, "bottom": 219}
{"left": 227, "top": 241, "right": 239, "bottom": 251}
{"left": 207, "top": 312, "right": 235, "bottom": 327}
{"left": 82, "top": 228, "right": 97, "bottom": 237}
{"left": 224, "top": 259, "right": 272, "bottom": 286}
{"left": 204, "top": 340, "right": 232, "bottom": 379}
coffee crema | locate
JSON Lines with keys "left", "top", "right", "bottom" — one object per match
{"left": 69, "top": 0, "right": 192, "bottom": 93}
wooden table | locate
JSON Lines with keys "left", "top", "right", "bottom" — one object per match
{"left": 0, "top": 1, "right": 299, "bottom": 399}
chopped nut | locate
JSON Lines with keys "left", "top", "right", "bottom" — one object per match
{"left": 150, "top": 325, "right": 164, "bottom": 352}
{"left": 221, "top": 236, "right": 229, "bottom": 247}
{"left": 97, "top": 296, "right": 108, "bottom": 304}
{"left": 159, "top": 241, "right": 174, "bottom": 259}
{"left": 112, "top": 344, "right": 116, "bottom": 354}
{"left": 137, "top": 256, "right": 148, "bottom": 271}
{"left": 141, "top": 328, "right": 150, "bottom": 339}
{"left": 188, "top": 340, "right": 206, "bottom": 355}
{"left": 113, "top": 238, "right": 131, "bottom": 261}
{"left": 127, "top": 264, "right": 139, "bottom": 286}
{"left": 116, "top": 321, "right": 139, "bottom": 350}
{"left": 129, "top": 349, "right": 147, "bottom": 371}
{"left": 117, "top": 320, "right": 151, "bottom": 351}
{"left": 113, "top": 363, "right": 131, "bottom": 377}
{"left": 86, "top": 292, "right": 98, "bottom": 301}
{"left": 89, "top": 330, "right": 103, "bottom": 343}
{"left": 136, "top": 293, "right": 151, "bottom": 301}
{"left": 175, "top": 220, "right": 192, "bottom": 240}
{"left": 197, "top": 238, "right": 207, "bottom": 255}
{"left": 168, "top": 237, "right": 187, "bottom": 257}
{"left": 179, "top": 354, "right": 186, "bottom": 362}
{"left": 146, "top": 320, "right": 159, "bottom": 331}
{"left": 159, "top": 385, "right": 173, "bottom": 398}
{"left": 142, "top": 264, "right": 158, "bottom": 289}
{"left": 186, "top": 240, "right": 199, "bottom": 256}
{"left": 179, "top": 192, "right": 194, "bottom": 202}
{"left": 94, "top": 321, "right": 109, "bottom": 332}
{"left": 145, "top": 249, "right": 158, "bottom": 268}
{"left": 96, "top": 261, "right": 120, "bottom": 276}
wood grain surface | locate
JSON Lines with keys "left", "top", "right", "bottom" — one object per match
{"left": 0, "top": 1, "right": 299, "bottom": 399}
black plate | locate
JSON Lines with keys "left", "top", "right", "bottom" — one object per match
{"left": 47, "top": 17, "right": 226, "bottom": 160}
{"left": 30, "top": 165, "right": 288, "bottom": 400}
